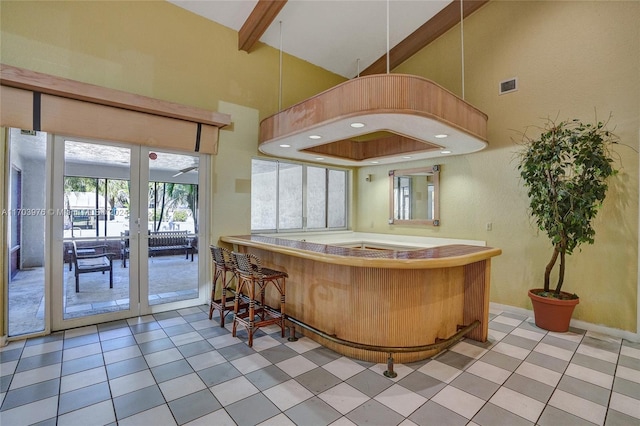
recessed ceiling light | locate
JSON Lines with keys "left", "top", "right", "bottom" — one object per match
{"left": 309, "top": 135, "right": 322, "bottom": 140}
{"left": 434, "top": 134, "right": 448, "bottom": 139}
{"left": 350, "top": 122, "right": 365, "bottom": 128}
{"left": 315, "top": 157, "right": 325, "bottom": 161}
{"left": 279, "top": 144, "right": 291, "bottom": 148}
{"left": 371, "top": 161, "right": 379, "bottom": 164}
{"left": 402, "top": 156, "right": 412, "bottom": 159}
{"left": 440, "top": 150, "right": 452, "bottom": 154}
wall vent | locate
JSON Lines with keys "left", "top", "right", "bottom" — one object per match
{"left": 499, "top": 77, "right": 518, "bottom": 95}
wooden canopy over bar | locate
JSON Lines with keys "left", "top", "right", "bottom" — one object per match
{"left": 258, "top": 74, "right": 489, "bottom": 165}
{"left": 222, "top": 234, "right": 501, "bottom": 363}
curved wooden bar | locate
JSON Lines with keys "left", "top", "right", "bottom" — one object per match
{"left": 221, "top": 235, "right": 502, "bottom": 363}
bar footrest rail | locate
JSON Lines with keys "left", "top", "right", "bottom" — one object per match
{"left": 285, "top": 316, "right": 480, "bottom": 378}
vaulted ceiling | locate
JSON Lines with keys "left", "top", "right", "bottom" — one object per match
{"left": 169, "top": 0, "right": 488, "bottom": 79}
{"left": 168, "top": 0, "right": 490, "bottom": 166}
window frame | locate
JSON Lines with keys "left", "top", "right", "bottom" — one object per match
{"left": 250, "top": 157, "right": 350, "bottom": 234}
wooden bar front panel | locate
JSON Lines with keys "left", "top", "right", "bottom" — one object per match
{"left": 224, "top": 235, "right": 501, "bottom": 363}
{"left": 243, "top": 247, "right": 469, "bottom": 363}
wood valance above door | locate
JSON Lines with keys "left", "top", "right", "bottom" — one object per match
{"left": 0, "top": 64, "right": 231, "bottom": 155}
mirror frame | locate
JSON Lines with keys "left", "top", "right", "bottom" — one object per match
{"left": 388, "top": 165, "right": 440, "bottom": 226}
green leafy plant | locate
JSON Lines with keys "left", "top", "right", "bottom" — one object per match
{"left": 171, "top": 210, "right": 188, "bottom": 222}
{"left": 518, "top": 118, "right": 618, "bottom": 299}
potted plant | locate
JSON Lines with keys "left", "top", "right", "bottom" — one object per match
{"left": 518, "top": 117, "right": 618, "bottom": 332}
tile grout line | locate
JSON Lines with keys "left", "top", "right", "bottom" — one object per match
{"left": 469, "top": 318, "right": 548, "bottom": 425}
{"left": 532, "top": 328, "right": 586, "bottom": 425}
{"left": 601, "top": 335, "right": 624, "bottom": 426}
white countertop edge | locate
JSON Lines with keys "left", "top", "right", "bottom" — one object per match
{"left": 256, "top": 231, "right": 486, "bottom": 249}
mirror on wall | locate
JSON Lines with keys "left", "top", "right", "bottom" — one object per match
{"left": 388, "top": 165, "right": 440, "bottom": 226}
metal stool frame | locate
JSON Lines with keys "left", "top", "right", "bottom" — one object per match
{"left": 231, "top": 251, "right": 287, "bottom": 347}
{"left": 209, "top": 246, "right": 247, "bottom": 327}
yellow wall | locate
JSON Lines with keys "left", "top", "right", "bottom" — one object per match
{"left": 0, "top": 0, "right": 345, "bottom": 119}
{"left": 358, "top": 1, "right": 639, "bottom": 331}
{"left": 211, "top": 101, "right": 260, "bottom": 245}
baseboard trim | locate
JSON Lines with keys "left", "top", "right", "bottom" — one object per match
{"left": 0, "top": 335, "right": 7, "bottom": 347}
{"left": 490, "top": 302, "right": 640, "bottom": 343}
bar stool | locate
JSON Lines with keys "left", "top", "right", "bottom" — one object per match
{"left": 209, "top": 245, "right": 247, "bottom": 327}
{"left": 231, "top": 251, "right": 287, "bottom": 347}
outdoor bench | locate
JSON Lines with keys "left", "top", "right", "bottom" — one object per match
{"left": 121, "top": 230, "right": 194, "bottom": 267}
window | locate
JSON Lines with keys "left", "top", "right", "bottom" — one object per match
{"left": 148, "top": 182, "right": 199, "bottom": 233}
{"left": 251, "top": 158, "right": 348, "bottom": 232}
{"left": 278, "top": 163, "right": 303, "bottom": 230}
{"left": 64, "top": 177, "right": 130, "bottom": 238}
{"left": 327, "top": 169, "right": 347, "bottom": 228}
{"left": 306, "top": 166, "right": 327, "bottom": 229}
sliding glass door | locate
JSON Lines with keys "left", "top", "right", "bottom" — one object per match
{"left": 51, "top": 137, "right": 139, "bottom": 328}
{"left": 145, "top": 149, "right": 201, "bottom": 309}
{"left": 49, "top": 136, "right": 207, "bottom": 330}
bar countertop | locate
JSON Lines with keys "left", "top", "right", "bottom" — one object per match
{"left": 221, "top": 234, "right": 502, "bottom": 269}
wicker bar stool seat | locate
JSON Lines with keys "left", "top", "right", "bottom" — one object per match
{"left": 209, "top": 245, "right": 248, "bottom": 327}
{"left": 231, "top": 251, "right": 287, "bottom": 347}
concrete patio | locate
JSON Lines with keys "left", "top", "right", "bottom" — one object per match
{"left": 8, "top": 253, "right": 200, "bottom": 336}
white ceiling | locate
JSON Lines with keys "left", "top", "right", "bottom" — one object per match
{"left": 169, "top": 0, "right": 452, "bottom": 78}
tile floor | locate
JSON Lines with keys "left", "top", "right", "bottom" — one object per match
{"left": 1, "top": 306, "right": 639, "bottom": 426}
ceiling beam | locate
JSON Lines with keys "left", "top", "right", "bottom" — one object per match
{"left": 238, "top": 0, "right": 287, "bottom": 52}
{"left": 361, "top": 0, "right": 489, "bottom": 76}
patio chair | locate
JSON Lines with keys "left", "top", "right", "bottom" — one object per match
{"left": 72, "top": 241, "right": 114, "bottom": 293}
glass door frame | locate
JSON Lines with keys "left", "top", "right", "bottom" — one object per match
{"left": 4, "top": 131, "right": 54, "bottom": 339}
{"left": 50, "top": 137, "right": 210, "bottom": 330}
{"left": 51, "top": 135, "right": 142, "bottom": 330}
{"left": 138, "top": 145, "right": 210, "bottom": 316}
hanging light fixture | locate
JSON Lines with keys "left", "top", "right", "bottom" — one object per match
{"left": 258, "top": 0, "right": 487, "bottom": 166}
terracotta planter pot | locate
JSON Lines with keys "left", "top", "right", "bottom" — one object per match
{"left": 528, "top": 289, "right": 579, "bottom": 332}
